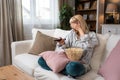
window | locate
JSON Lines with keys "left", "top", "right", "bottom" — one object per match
{"left": 22, "top": 0, "right": 51, "bottom": 20}
{"left": 22, "top": 0, "right": 59, "bottom": 29}
{"left": 22, "top": 0, "right": 30, "bottom": 19}
{"left": 36, "top": 0, "right": 51, "bottom": 20}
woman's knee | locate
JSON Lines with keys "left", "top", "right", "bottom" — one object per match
{"left": 65, "top": 61, "right": 85, "bottom": 77}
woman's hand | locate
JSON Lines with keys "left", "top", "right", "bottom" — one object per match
{"left": 74, "top": 26, "right": 84, "bottom": 37}
{"left": 55, "top": 37, "right": 65, "bottom": 46}
{"left": 74, "top": 25, "right": 81, "bottom": 31}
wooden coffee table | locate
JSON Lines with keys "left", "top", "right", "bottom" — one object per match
{"left": 0, "top": 65, "right": 34, "bottom": 80}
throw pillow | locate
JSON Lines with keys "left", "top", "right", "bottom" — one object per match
{"left": 39, "top": 51, "right": 70, "bottom": 73}
{"left": 29, "top": 31, "right": 57, "bottom": 55}
{"left": 32, "top": 28, "right": 55, "bottom": 40}
{"left": 65, "top": 48, "right": 84, "bottom": 61}
{"left": 90, "top": 33, "right": 110, "bottom": 72}
{"left": 98, "top": 40, "right": 120, "bottom": 80}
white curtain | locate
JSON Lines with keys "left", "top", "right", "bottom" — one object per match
{"left": 51, "top": 0, "right": 60, "bottom": 29}
{"left": 22, "top": 0, "right": 60, "bottom": 39}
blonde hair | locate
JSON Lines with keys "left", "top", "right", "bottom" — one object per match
{"left": 69, "top": 14, "right": 89, "bottom": 33}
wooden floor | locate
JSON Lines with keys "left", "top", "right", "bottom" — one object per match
{"left": 0, "top": 65, "right": 34, "bottom": 80}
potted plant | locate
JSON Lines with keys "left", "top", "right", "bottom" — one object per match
{"left": 59, "top": 4, "right": 73, "bottom": 30}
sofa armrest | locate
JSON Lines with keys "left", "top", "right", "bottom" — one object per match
{"left": 11, "top": 40, "right": 33, "bottom": 64}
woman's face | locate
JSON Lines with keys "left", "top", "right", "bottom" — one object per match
{"left": 70, "top": 22, "right": 78, "bottom": 30}
{"left": 70, "top": 22, "right": 81, "bottom": 31}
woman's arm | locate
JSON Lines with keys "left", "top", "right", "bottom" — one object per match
{"left": 89, "top": 32, "right": 99, "bottom": 47}
{"left": 55, "top": 30, "right": 73, "bottom": 51}
{"left": 80, "top": 32, "right": 99, "bottom": 64}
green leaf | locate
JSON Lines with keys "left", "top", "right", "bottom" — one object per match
{"left": 59, "top": 4, "right": 73, "bottom": 30}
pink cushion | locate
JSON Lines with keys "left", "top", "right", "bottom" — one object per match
{"left": 39, "top": 51, "right": 69, "bottom": 73}
{"left": 98, "top": 40, "right": 120, "bottom": 80}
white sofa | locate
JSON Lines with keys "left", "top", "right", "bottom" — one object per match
{"left": 11, "top": 28, "right": 120, "bottom": 80}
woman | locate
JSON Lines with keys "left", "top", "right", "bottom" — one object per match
{"left": 39, "top": 14, "right": 99, "bottom": 78}
{"left": 55, "top": 14, "right": 98, "bottom": 77}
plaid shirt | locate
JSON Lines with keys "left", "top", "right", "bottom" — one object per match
{"left": 55, "top": 29, "right": 99, "bottom": 71}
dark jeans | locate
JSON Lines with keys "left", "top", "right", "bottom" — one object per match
{"left": 38, "top": 57, "right": 85, "bottom": 77}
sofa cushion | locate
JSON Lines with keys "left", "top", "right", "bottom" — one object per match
{"left": 54, "top": 29, "right": 70, "bottom": 38}
{"left": 29, "top": 31, "right": 57, "bottom": 55}
{"left": 39, "top": 51, "right": 70, "bottom": 73}
{"left": 65, "top": 48, "right": 84, "bottom": 61}
{"left": 32, "top": 28, "right": 55, "bottom": 40}
{"left": 103, "top": 34, "right": 120, "bottom": 61}
{"left": 34, "top": 66, "right": 76, "bottom": 80}
{"left": 14, "top": 53, "right": 39, "bottom": 76}
{"left": 34, "top": 66, "right": 100, "bottom": 80}
{"left": 90, "top": 33, "right": 110, "bottom": 72}
{"left": 98, "top": 40, "right": 120, "bottom": 80}
{"left": 95, "top": 76, "right": 104, "bottom": 80}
